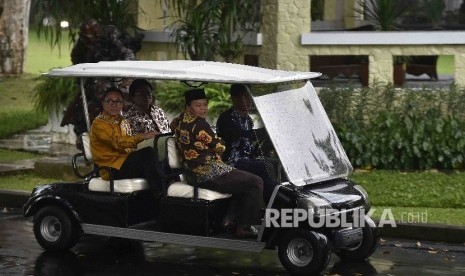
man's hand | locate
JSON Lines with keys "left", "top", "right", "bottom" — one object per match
{"left": 142, "top": 131, "right": 158, "bottom": 140}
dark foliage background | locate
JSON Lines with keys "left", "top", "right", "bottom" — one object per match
{"left": 319, "top": 83, "right": 465, "bottom": 170}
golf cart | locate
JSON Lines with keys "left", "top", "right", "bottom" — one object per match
{"left": 23, "top": 60, "right": 378, "bottom": 275}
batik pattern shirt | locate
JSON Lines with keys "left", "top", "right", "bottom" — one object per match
{"left": 171, "top": 111, "right": 233, "bottom": 183}
{"left": 90, "top": 112, "right": 144, "bottom": 180}
{"left": 125, "top": 104, "right": 171, "bottom": 134}
{"left": 216, "top": 108, "right": 256, "bottom": 166}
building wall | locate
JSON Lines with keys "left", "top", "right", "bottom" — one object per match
{"left": 135, "top": 0, "right": 465, "bottom": 86}
{"left": 137, "top": 0, "right": 174, "bottom": 30}
{"left": 303, "top": 44, "right": 465, "bottom": 84}
{"left": 138, "top": 42, "right": 183, "bottom": 61}
{"left": 343, "top": 0, "right": 360, "bottom": 29}
{"left": 323, "top": 0, "right": 337, "bottom": 21}
{"left": 260, "top": 0, "right": 310, "bottom": 71}
{"left": 302, "top": 31, "right": 465, "bottom": 85}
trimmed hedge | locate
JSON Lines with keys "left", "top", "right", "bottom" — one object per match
{"left": 0, "top": 111, "right": 48, "bottom": 139}
{"left": 319, "top": 83, "right": 465, "bottom": 170}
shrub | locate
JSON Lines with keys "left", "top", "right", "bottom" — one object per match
{"left": 156, "top": 81, "right": 231, "bottom": 119}
{"left": 0, "top": 111, "right": 47, "bottom": 139}
{"left": 32, "top": 76, "right": 78, "bottom": 116}
{"left": 319, "top": 83, "right": 465, "bottom": 170}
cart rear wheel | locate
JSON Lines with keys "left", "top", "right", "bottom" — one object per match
{"left": 278, "top": 229, "right": 330, "bottom": 276}
{"left": 33, "top": 206, "right": 81, "bottom": 251}
{"left": 335, "top": 216, "right": 379, "bottom": 261}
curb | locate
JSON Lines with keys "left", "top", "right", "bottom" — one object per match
{"left": 1, "top": 189, "right": 464, "bottom": 243}
{"left": 0, "top": 164, "right": 34, "bottom": 175}
{"left": 0, "top": 189, "right": 30, "bottom": 208}
{"left": 378, "top": 221, "right": 465, "bottom": 243}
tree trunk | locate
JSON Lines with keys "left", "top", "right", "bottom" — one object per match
{"left": 0, "top": 0, "right": 31, "bottom": 75}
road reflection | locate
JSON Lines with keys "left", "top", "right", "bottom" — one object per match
{"left": 30, "top": 236, "right": 288, "bottom": 275}
{"left": 2, "top": 210, "right": 465, "bottom": 275}
{"left": 29, "top": 235, "right": 382, "bottom": 276}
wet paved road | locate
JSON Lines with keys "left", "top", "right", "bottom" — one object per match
{"left": 1, "top": 207, "right": 465, "bottom": 276}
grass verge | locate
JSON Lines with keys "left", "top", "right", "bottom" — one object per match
{"left": 0, "top": 74, "right": 48, "bottom": 139}
{"left": 0, "top": 149, "right": 46, "bottom": 163}
{"left": 351, "top": 170, "right": 465, "bottom": 209}
{"left": 370, "top": 206, "right": 465, "bottom": 226}
{"left": 0, "top": 171, "right": 63, "bottom": 191}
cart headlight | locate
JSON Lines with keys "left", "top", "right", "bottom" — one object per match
{"left": 353, "top": 184, "right": 369, "bottom": 201}
{"left": 297, "top": 196, "right": 331, "bottom": 215}
{"left": 353, "top": 184, "right": 371, "bottom": 209}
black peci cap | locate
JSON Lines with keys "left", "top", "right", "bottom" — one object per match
{"left": 184, "top": 88, "right": 207, "bottom": 105}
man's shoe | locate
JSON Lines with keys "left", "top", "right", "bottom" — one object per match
{"left": 222, "top": 217, "right": 236, "bottom": 232}
{"left": 235, "top": 225, "right": 258, "bottom": 239}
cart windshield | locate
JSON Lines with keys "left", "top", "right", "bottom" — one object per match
{"left": 251, "top": 81, "right": 352, "bottom": 186}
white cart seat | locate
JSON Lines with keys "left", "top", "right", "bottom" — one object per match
{"left": 165, "top": 137, "right": 231, "bottom": 200}
{"left": 81, "top": 132, "right": 150, "bottom": 193}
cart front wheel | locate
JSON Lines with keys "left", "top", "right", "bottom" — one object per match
{"left": 278, "top": 229, "right": 330, "bottom": 276}
{"left": 335, "top": 216, "right": 379, "bottom": 261}
{"left": 33, "top": 205, "right": 81, "bottom": 251}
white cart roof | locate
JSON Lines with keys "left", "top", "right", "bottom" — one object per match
{"left": 45, "top": 60, "right": 351, "bottom": 186}
{"left": 44, "top": 60, "right": 321, "bottom": 83}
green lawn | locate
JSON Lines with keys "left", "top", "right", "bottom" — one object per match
{"left": 351, "top": 170, "right": 465, "bottom": 226}
{"left": 0, "top": 171, "right": 63, "bottom": 191}
{"left": 0, "top": 149, "right": 46, "bottom": 163}
{"left": 370, "top": 206, "right": 465, "bottom": 226}
{"left": 351, "top": 170, "right": 465, "bottom": 208}
{"left": 437, "top": 55, "right": 454, "bottom": 75}
{"left": 25, "top": 29, "right": 72, "bottom": 74}
{"left": 0, "top": 74, "right": 38, "bottom": 113}
{"left": 0, "top": 74, "right": 48, "bottom": 138}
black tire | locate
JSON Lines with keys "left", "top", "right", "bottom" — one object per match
{"left": 33, "top": 205, "right": 81, "bottom": 252}
{"left": 335, "top": 216, "right": 379, "bottom": 261}
{"left": 278, "top": 229, "right": 330, "bottom": 276}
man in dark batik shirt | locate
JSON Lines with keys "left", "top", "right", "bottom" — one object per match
{"left": 125, "top": 79, "right": 171, "bottom": 135}
{"left": 170, "top": 88, "right": 263, "bottom": 239}
{"left": 217, "top": 84, "right": 279, "bottom": 203}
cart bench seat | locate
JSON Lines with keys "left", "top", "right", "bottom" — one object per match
{"left": 164, "top": 136, "right": 231, "bottom": 201}
{"left": 88, "top": 177, "right": 149, "bottom": 193}
{"left": 76, "top": 132, "right": 151, "bottom": 193}
{"left": 167, "top": 182, "right": 230, "bottom": 200}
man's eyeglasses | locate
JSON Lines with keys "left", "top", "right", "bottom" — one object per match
{"left": 103, "top": 100, "right": 123, "bottom": 105}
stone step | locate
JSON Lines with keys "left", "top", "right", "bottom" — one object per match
{"left": 0, "top": 163, "right": 34, "bottom": 175}
{"left": 0, "top": 136, "right": 79, "bottom": 157}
